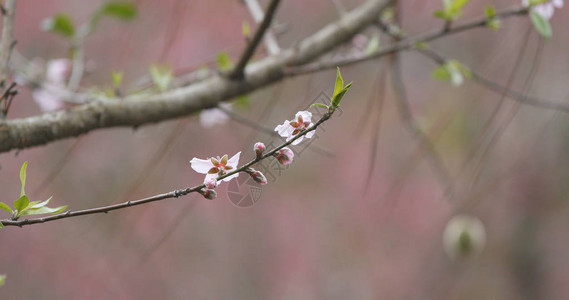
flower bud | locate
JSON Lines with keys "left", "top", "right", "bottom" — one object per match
{"left": 443, "top": 215, "right": 486, "bottom": 260}
{"left": 205, "top": 178, "right": 217, "bottom": 189}
{"left": 248, "top": 169, "right": 268, "bottom": 185}
{"left": 254, "top": 142, "right": 265, "bottom": 158}
{"left": 274, "top": 147, "right": 294, "bottom": 165}
{"left": 200, "top": 189, "right": 217, "bottom": 200}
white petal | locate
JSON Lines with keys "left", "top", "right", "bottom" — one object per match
{"left": 291, "top": 136, "right": 304, "bottom": 145}
{"left": 227, "top": 151, "right": 241, "bottom": 168}
{"left": 296, "top": 110, "right": 312, "bottom": 122}
{"left": 190, "top": 157, "right": 214, "bottom": 174}
{"left": 204, "top": 173, "right": 218, "bottom": 183}
{"left": 46, "top": 59, "right": 71, "bottom": 84}
{"left": 553, "top": 0, "right": 563, "bottom": 8}
{"left": 32, "top": 89, "right": 65, "bottom": 112}
{"left": 306, "top": 130, "right": 315, "bottom": 139}
{"left": 275, "top": 121, "right": 294, "bottom": 137}
{"left": 221, "top": 172, "right": 239, "bottom": 182}
{"left": 199, "top": 108, "right": 229, "bottom": 128}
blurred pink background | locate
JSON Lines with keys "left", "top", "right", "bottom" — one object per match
{"left": 1, "top": 0, "right": 569, "bottom": 299}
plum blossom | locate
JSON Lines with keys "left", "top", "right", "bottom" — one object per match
{"left": 523, "top": 0, "right": 564, "bottom": 20}
{"left": 274, "top": 147, "right": 294, "bottom": 165}
{"left": 443, "top": 215, "right": 486, "bottom": 260}
{"left": 274, "top": 111, "right": 315, "bottom": 145}
{"left": 205, "top": 177, "right": 218, "bottom": 189}
{"left": 32, "top": 58, "right": 72, "bottom": 112}
{"left": 201, "top": 189, "right": 217, "bottom": 200}
{"left": 190, "top": 152, "right": 241, "bottom": 183}
{"left": 254, "top": 142, "right": 265, "bottom": 158}
{"left": 199, "top": 103, "right": 231, "bottom": 128}
{"left": 247, "top": 168, "right": 268, "bottom": 185}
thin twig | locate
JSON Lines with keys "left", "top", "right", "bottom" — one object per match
{"left": 0, "top": 111, "right": 332, "bottom": 227}
{"left": 229, "top": 0, "right": 281, "bottom": 79}
{"left": 242, "top": 0, "right": 281, "bottom": 55}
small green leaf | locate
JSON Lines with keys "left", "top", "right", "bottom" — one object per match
{"left": 30, "top": 197, "right": 52, "bottom": 209}
{"left": 19, "top": 161, "right": 27, "bottom": 197}
{"left": 431, "top": 65, "right": 451, "bottom": 81}
{"left": 216, "top": 52, "right": 233, "bottom": 72}
{"left": 233, "top": 95, "right": 250, "bottom": 109}
{"left": 242, "top": 21, "right": 251, "bottom": 38}
{"left": 21, "top": 205, "right": 67, "bottom": 217}
{"left": 99, "top": 2, "right": 137, "bottom": 20}
{"left": 13, "top": 195, "right": 29, "bottom": 216}
{"left": 149, "top": 65, "right": 173, "bottom": 92}
{"left": 433, "top": 10, "right": 448, "bottom": 20}
{"left": 530, "top": 10, "right": 552, "bottom": 39}
{"left": 331, "top": 82, "right": 352, "bottom": 109}
{"left": 484, "top": 5, "right": 496, "bottom": 19}
{"left": 364, "top": 35, "right": 380, "bottom": 55}
{"left": 0, "top": 222, "right": 4, "bottom": 229}
{"left": 0, "top": 202, "right": 12, "bottom": 214}
{"left": 487, "top": 19, "right": 501, "bottom": 31}
{"left": 333, "top": 67, "right": 344, "bottom": 97}
{"left": 0, "top": 274, "right": 5, "bottom": 286}
{"left": 446, "top": 0, "right": 470, "bottom": 19}
{"left": 111, "top": 71, "right": 123, "bottom": 88}
{"left": 310, "top": 103, "right": 329, "bottom": 109}
{"left": 41, "top": 13, "right": 75, "bottom": 38}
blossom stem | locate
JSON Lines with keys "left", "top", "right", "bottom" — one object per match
{"left": 0, "top": 112, "right": 332, "bottom": 228}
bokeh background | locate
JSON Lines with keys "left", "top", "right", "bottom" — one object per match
{"left": 2, "top": 0, "right": 569, "bottom": 299}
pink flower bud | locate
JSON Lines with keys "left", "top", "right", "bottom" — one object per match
{"left": 205, "top": 178, "right": 217, "bottom": 189}
{"left": 254, "top": 142, "right": 265, "bottom": 158}
{"left": 201, "top": 189, "right": 217, "bottom": 200}
{"left": 274, "top": 147, "right": 294, "bottom": 165}
{"left": 249, "top": 169, "right": 268, "bottom": 185}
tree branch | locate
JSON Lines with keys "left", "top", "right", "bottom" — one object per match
{"left": 242, "top": 0, "right": 281, "bottom": 55}
{"left": 0, "top": 0, "right": 17, "bottom": 118}
{"left": 0, "top": 111, "right": 331, "bottom": 228}
{"left": 229, "top": 0, "right": 281, "bottom": 79}
{"left": 0, "top": 0, "right": 390, "bottom": 153}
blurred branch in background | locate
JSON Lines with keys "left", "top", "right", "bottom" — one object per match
{"left": 0, "top": 0, "right": 17, "bottom": 118}
{"left": 242, "top": 0, "right": 281, "bottom": 55}
{"left": 0, "top": 0, "right": 390, "bottom": 153}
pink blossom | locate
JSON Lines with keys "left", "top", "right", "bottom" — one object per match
{"left": 523, "top": 0, "right": 564, "bottom": 19}
{"left": 190, "top": 152, "right": 241, "bottom": 183}
{"left": 205, "top": 177, "right": 218, "bottom": 189}
{"left": 32, "top": 58, "right": 72, "bottom": 112}
{"left": 248, "top": 169, "right": 268, "bottom": 185}
{"left": 274, "top": 111, "right": 315, "bottom": 145}
{"left": 274, "top": 147, "right": 294, "bottom": 165}
{"left": 201, "top": 189, "right": 217, "bottom": 200}
{"left": 254, "top": 142, "right": 265, "bottom": 158}
{"left": 199, "top": 103, "right": 231, "bottom": 128}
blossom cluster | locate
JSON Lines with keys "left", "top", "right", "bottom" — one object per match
{"left": 190, "top": 110, "right": 316, "bottom": 200}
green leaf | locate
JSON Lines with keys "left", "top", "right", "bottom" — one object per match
{"left": 530, "top": 10, "right": 552, "bottom": 39}
{"left": 0, "top": 274, "right": 5, "bottom": 286}
{"left": 0, "top": 222, "right": 4, "bottom": 229}
{"left": 431, "top": 65, "right": 451, "bottom": 81}
{"left": 30, "top": 197, "right": 52, "bottom": 209}
{"left": 21, "top": 205, "right": 67, "bottom": 217}
{"left": 0, "top": 202, "right": 12, "bottom": 214}
{"left": 484, "top": 5, "right": 496, "bottom": 19}
{"left": 446, "top": 0, "right": 470, "bottom": 19}
{"left": 333, "top": 67, "right": 344, "bottom": 97}
{"left": 111, "top": 71, "right": 123, "bottom": 88}
{"left": 242, "top": 21, "right": 251, "bottom": 38}
{"left": 149, "top": 65, "right": 173, "bottom": 92}
{"left": 364, "top": 34, "right": 380, "bottom": 55}
{"left": 19, "top": 161, "right": 27, "bottom": 197}
{"left": 233, "top": 95, "right": 250, "bottom": 109}
{"left": 487, "top": 19, "right": 501, "bottom": 31}
{"left": 99, "top": 2, "right": 137, "bottom": 20}
{"left": 433, "top": 10, "right": 448, "bottom": 20}
{"left": 310, "top": 103, "right": 329, "bottom": 109}
{"left": 41, "top": 13, "right": 75, "bottom": 38}
{"left": 216, "top": 52, "right": 233, "bottom": 72}
{"left": 331, "top": 82, "right": 352, "bottom": 109}
{"left": 13, "top": 195, "right": 29, "bottom": 216}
